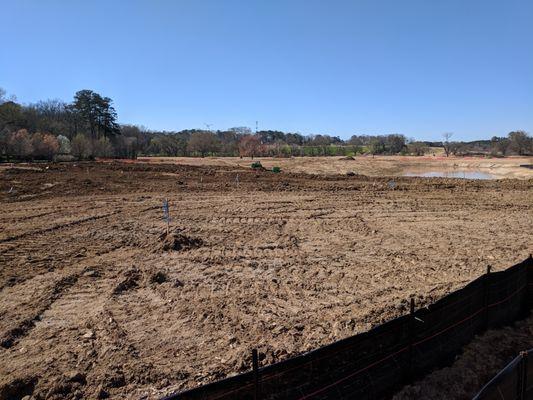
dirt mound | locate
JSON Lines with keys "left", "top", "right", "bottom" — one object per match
{"left": 113, "top": 268, "right": 141, "bottom": 295}
{"left": 150, "top": 271, "right": 168, "bottom": 284}
{"left": 112, "top": 267, "right": 180, "bottom": 295}
{"left": 158, "top": 231, "right": 203, "bottom": 252}
{"left": 41, "top": 371, "right": 87, "bottom": 399}
{"left": 0, "top": 376, "right": 38, "bottom": 400}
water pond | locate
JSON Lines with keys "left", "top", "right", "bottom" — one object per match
{"left": 403, "top": 170, "right": 497, "bottom": 180}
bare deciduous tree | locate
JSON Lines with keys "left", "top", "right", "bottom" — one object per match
{"left": 92, "top": 136, "right": 114, "bottom": 158}
{"left": 408, "top": 141, "right": 429, "bottom": 156}
{"left": 187, "top": 131, "right": 220, "bottom": 157}
{"left": 508, "top": 131, "right": 531, "bottom": 156}
{"left": 71, "top": 133, "right": 91, "bottom": 160}
{"left": 31, "top": 132, "right": 60, "bottom": 160}
{"left": 442, "top": 132, "right": 454, "bottom": 157}
{"left": 490, "top": 136, "right": 510, "bottom": 156}
{"left": 238, "top": 134, "right": 262, "bottom": 159}
{"left": 9, "top": 129, "right": 33, "bottom": 159}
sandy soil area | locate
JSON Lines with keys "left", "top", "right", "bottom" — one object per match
{"left": 0, "top": 161, "right": 531, "bottom": 399}
{"left": 138, "top": 155, "right": 533, "bottom": 179}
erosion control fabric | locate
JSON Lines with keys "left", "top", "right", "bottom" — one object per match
{"left": 473, "top": 348, "right": 533, "bottom": 400}
{"left": 164, "top": 257, "right": 533, "bottom": 400}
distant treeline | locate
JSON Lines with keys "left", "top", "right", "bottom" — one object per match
{"left": 1, "top": 88, "right": 531, "bottom": 161}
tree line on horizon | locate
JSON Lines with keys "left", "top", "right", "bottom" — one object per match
{"left": 0, "top": 88, "right": 531, "bottom": 161}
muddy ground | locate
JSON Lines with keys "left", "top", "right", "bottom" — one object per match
{"left": 0, "top": 161, "right": 531, "bottom": 399}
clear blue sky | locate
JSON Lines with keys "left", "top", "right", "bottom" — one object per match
{"left": 1, "top": 0, "right": 532, "bottom": 141}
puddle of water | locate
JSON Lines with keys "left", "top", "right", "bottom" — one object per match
{"left": 403, "top": 170, "right": 497, "bottom": 180}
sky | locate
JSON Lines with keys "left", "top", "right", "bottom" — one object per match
{"left": 1, "top": 0, "right": 532, "bottom": 141}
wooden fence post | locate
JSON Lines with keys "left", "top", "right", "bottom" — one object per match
{"left": 519, "top": 351, "right": 528, "bottom": 400}
{"left": 252, "top": 348, "right": 259, "bottom": 400}
{"left": 483, "top": 265, "right": 491, "bottom": 331}
{"left": 408, "top": 297, "right": 415, "bottom": 382}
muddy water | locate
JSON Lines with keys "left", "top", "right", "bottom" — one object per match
{"left": 403, "top": 170, "right": 497, "bottom": 179}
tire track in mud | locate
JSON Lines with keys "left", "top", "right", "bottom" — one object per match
{"left": 0, "top": 272, "right": 81, "bottom": 349}
{"left": 0, "top": 233, "right": 119, "bottom": 292}
{"left": 82, "top": 305, "right": 161, "bottom": 398}
{"left": 0, "top": 209, "right": 62, "bottom": 223}
{"left": 0, "top": 214, "right": 157, "bottom": 382}
{"left": 0, "top": 204, "right": 160, "bottom": 291}
{"left": 0, "top": 211, "right": 122, "bottom": 245}
{"left": 0, "top": 202, "right": 112, "bottom": 224}
{"left": 0, "top": 249, "right": 158, "bottom": 399}
{"left": 52, "top": 261, "right": 160, "bottom": 397}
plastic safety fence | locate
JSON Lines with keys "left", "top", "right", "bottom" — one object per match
{"left": 163, "top": 257, "right": 533, "bottom": 400}
{"left": 473, "top": 349, "right": 533, "bottom": 400}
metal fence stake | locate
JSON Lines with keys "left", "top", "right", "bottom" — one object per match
{"left": 252, "top": 348, "right": 259, "bottom": 400}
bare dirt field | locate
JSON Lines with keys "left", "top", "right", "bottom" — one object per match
{"left": 139, "top": 155, "right": 533, "bottom": 179}
{"left": 0, "top": 159, "right": 532, "bottom": 399}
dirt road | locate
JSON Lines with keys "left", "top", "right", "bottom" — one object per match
{"left": 0, "top": 161, "right": 531, "bottom": 399}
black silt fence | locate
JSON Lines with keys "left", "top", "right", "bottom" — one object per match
{"left": 473, "top": 349, "right": 533, "bottom": 400}
{"left": 163, "top": 256, "right": 533, "bottom": 400}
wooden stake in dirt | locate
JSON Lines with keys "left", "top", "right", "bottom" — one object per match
{"left": 163, "top": 199, "right": 171, "bottom": 235}
{"left": 252, "top": 348, "right": 259, "bottom": 400}
{"left": 519, "top": 351, "right": 528, "bottom": 399}
{"left": 483, "top": 265, "right": 492, "bottom": 331}
{"left": 408, "top": 297, "right": 416, "bottom": 381}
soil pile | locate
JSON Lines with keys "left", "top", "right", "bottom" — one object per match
{"left": 158, "top": 231, "right": 203, "bottom": 252}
